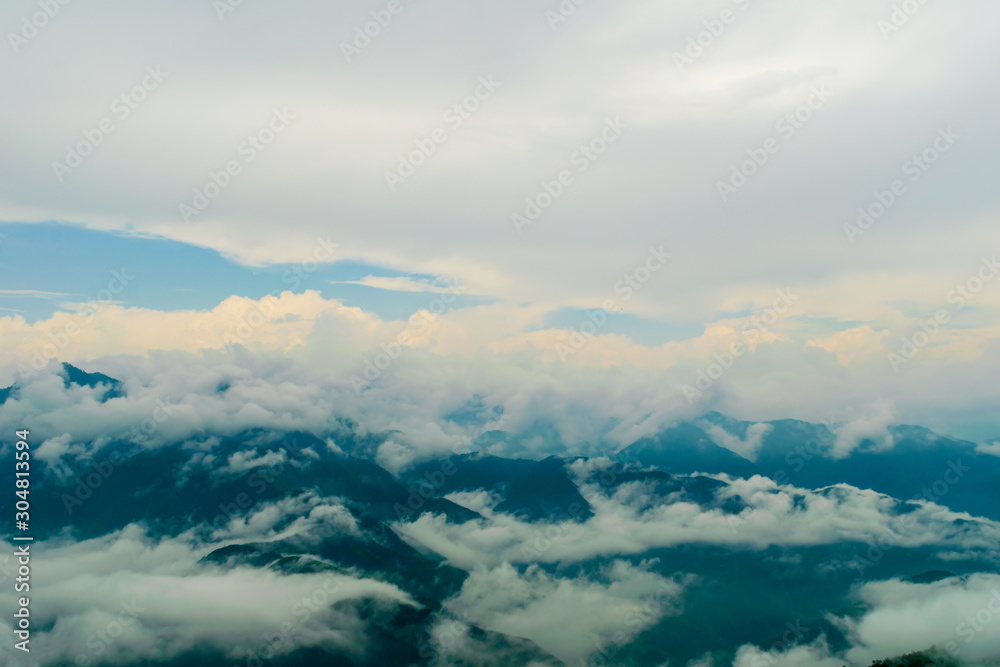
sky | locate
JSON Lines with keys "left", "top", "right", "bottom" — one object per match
{"left": 1, "top": 0, "right": 1000, "bottom": 440}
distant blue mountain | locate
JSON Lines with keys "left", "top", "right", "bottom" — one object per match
{"left": 5, "top": 365, "right": 999, "bottom": 666}
{"left": 622, "top": 422, "right": 762, "bottom": 479}
{"left": 748, "top": 418, "right": 1000, "bottom": 522}
{"left": 404, "top": 454, "right": 593, "bottom": 522}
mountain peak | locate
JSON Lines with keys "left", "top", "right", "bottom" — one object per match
{"left": 0, "top": 362, "right": 125, "bottom": 405}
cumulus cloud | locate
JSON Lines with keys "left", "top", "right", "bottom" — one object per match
{"left": 4, "top": 288, "right": 1000, "bottom": 451}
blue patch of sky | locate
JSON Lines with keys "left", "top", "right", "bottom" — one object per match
{"left": 0, "top": 222, "right": 490, "bottom": 322}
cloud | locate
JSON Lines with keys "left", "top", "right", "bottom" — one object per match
{"left": 977, "top": 441, "right": 1000, "bottom": 458}
{"left": 4, "top": 286, "right": 1000, "bottom": 447}
{"left": 2, "top": 1, "right": 999, "bottom": 319}
{"left": 806, "top": 325, "right": 890, "bottom": 366}
{"left": 330, "top": 276, "right": 465, "bottom": 294}
{"left": 394, "top": 474, "right": 1000, "bottom": 569}
{"left": 219, "top": 448, "right": 288, "bottom": 475}
{"left": 0, "top": 1, "right": 999, "bottom": 446}
{"left": 839, "top": 574, "right": 1000, "bottom": 665}
{"left": 0, "top": 289, "right": 74, "bottom": 298}
{"left": 0, "top": 524, "right": 418, "bottom": 665}
{"left": 701, "top": 421, "right": 773, "bottom": 462}
{"left": 733, "top": 637, "right": 845, "bottom": 667}
{"left": 732, "top": 574, "right": 1000, "bottom": 666}
{"left": 831, "top": 402, "right": 897, "bottom": 459}
{"left": 207, "top": 492, "right": 363, "bottom": 543}
{"left": 446, "top": 560, "right": 686, "bottom": 666}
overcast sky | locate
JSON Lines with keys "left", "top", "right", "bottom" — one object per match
{"left": 2, "top": 0, "right": 999, "bottom": 439}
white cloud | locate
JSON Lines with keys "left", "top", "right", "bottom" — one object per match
{"left": 0, "top": 524, "right": 417, "bottom": 665}
{"left": 219, "top": 448, "right": 288, "bottom": 475}
{"left": 840, "top": 574, "right": 1000, "bottom": 665}
{"left": 701, "top": 421, "right": 773, "bottom": 462}
{"left": 831, "top": 402, "right": 897, "bottom": 459}
{"left": 733, "top": 637, "right": 845, "bottom": 667}
{"left": 0, "top": 289, "right": 73, "bottom": 298}
{"left": 330, "top": 276, "right": 465, "bottom": 294}
{"left": 3, "top": 288, "right": 999, "bottom": 447}
{"left": 977, "top": 441, "right": 1000, "bottom": 458}
{"left": 447, "top": 560, "right": 686, "bottom": 666}
{"left": 0, "top": 0, "right": 999, "bottom": 378}
{"left": 734, "top": 575, "right": 1000, "bottom": 666}
{"left": 394, "top": 474, "right": 1000, "bottom": 569}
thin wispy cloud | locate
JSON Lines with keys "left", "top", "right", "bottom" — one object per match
{"left": 0, "top": 289, "right": 75, "bottom": 299}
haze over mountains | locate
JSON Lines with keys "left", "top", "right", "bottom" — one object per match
{"left": 1, "top": 362, "right": 998, "bottom": 666}
{"left": 3, "top": 0, "right": 1000, "bottom": 664}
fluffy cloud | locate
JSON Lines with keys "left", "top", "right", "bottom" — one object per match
{"left": 840, "top": 574, "right": 1000, "bottom": 665}
{"left": 733, "top": 637, "right": 845, "bottom": 667}
{"left": 446, "top": 560, "right": 686, "bottom": 666}
{"left": 2, "top": 1, "right": 999, "bottom": 324}
{"left": 3, "top": 287, "right": 1000, "bottom": 449}
{"left": 395, "top": 473, "right": 1000, "bottom": 568}
{"left": 0, "top": 524, "right": 417, "bottom": 665}
{"left": 208, "top": 492, "right": 362, "bottom": 543}
{"left": 701, "top": 421, "right": 773, "bottom": 462}
{"left": 733, "top": 574, "right": 1000, "bottom": 666}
